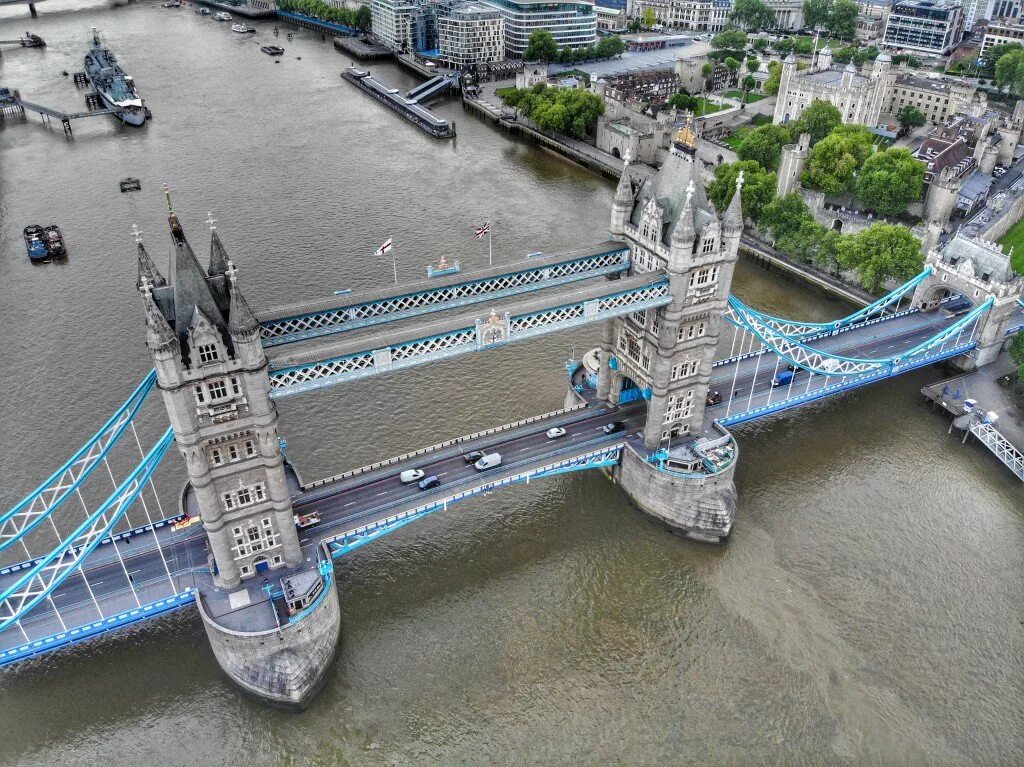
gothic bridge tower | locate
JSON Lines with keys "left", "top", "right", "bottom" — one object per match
{"left": 138, "top": 192, "right": 302, "bottom": 589}
{"left": 590, "top": 125, "right": 743, "bottom": 542}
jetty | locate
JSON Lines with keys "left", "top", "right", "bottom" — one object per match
{"left": 0, "top": 87, "right": 129, "bottom": 140}
{"left": 333, "top": 36, "right": 390, "bottom": 60}
{"left": 341, "top": 67, "right": 456, "bottom": 139}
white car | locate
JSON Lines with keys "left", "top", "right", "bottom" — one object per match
{"left": 546, "top": 427, "right": 567, "bottom": 439}
{"left": 400, "top": 469, "right": 425, "bottom": 484}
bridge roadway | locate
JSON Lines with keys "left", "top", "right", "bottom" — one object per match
{"left": 4, "top": 300, "right": 1023, "bottom": 658}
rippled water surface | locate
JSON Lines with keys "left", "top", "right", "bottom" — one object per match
{"left": 1, "top": 3, "right": 1022, "bottom": 764}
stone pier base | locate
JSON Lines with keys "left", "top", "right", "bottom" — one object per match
{"left": 612, "top": 444, "right": 737, "bottom": 543}
{"left": 196, "top": 578, "right": 341, "bottom": 711}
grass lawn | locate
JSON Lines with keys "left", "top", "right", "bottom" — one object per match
{"left": 723, "top": 126, "right": 752, "bottom": 151}
{"left": 998, "top": 217, "right": 1024, "bottom": 274}
{"left": 693, "top": 97, "right": 726, "bottom": 115}
{"left": 722, "top": 90, "right": 766, "bottom": 103}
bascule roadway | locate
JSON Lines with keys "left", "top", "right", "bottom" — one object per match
{"left": 3, "top": 300, "right": 1022, "bottom": 653}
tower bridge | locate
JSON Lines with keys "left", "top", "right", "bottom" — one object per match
{"left": 2, "top": 136, "right": 1022, "bottom": 709}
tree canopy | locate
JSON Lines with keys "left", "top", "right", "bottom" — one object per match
{"left": 791, "top": 100, "right": 842, "bottom": 145}
{"left": 277, "top": 0, "right": 371, "bottom": 30}
{"left": 738, "top": 123, "right": 792, "bottom": 171}
{"left": 764, "top": 61, "right": 783, "bottom": 95}
{"left": 778, "top": 218, "right": 843, "bottom": 270}
{"left": 802, "top": 124, "right": 875, "bottom": 197}
{"left": 707, "top": 161, "right": 776, "bottom": 222}
{"left": 729, "top": 0, "right": 775, "bottom": 30}
{"left": 855, "top": 148, "right": 925, "bottom": 218}
{"left": 495, "top": 84, "right": 605, "bottom": 139}
{"left": 995, "top": 48, "right": 1024, "bottom": 96}
{"left": 802, "top": 0, "right": 858, "bottom": 40}
{"left": 759, "top": 193, "right": 812, "bottom": 241}
{"left": 837, "top": 224, "right": 923, "bottom": 292}
{"left": 642, "top": 7, "right": 657, "bottom": 28}
{"left": 524, "top": 29, "right": 558, "bottom": 62}
{"left": 895, "top": 105, "right": 926, "bottom": 131}
{"left": 711, "top": 28, "right": 748, "bottom": 52}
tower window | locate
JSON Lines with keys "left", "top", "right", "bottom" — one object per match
{"left": 207, "top": 380, "right": 228, "bottom": 401}
{"left": 689, "top": 266, "right": 719, "bottom": 289}
{"left": 210, "top": 447, "right": 224, "bottom": 466}
{"left": 701, "top": 237, "right": 716, "bottom": 254}
{"left": 230, "top": 377, "right": 241, "bottom": 396}
{"left": 244, "top": 439, "right": 257, "bottom": 457}
{"left": 197, "top": 344, "right": 220, "bottom": 364}
{"left": 194, "top": 385, "right": 206, "bottom": 405}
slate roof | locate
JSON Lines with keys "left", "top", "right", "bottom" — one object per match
{"left": 941, "top": 233, "right": 1017, "bottom": 284}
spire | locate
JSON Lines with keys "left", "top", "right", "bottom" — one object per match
{"left": 208, "top": 224, "right": 230, "bottom": 277}
{"left": 723, "top": 170, "right": 744, "bottom": 233}
{"left": 164, "top": 182, "right": 185, "bottom": 241}
{"left": 226, "top": 261, "right": 260, "bottom": 337}
{"left": 134, "top": 225, "right": 166, "bottom": 290}
{"left": 672, "top": 180, "right": 696, "bottom": 246}
{"left": 168, "top": 215, "right": 229, "bottom": 348}
{"left": 140, "top": 275, "right": 177, "bottom": 353}
{"left": 614, "top": 152, "right": 634, "bottom": 205}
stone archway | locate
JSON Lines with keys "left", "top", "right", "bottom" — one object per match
{"left": 832, "top": 219, "right": 843, "bottom": 232}
{"left": 611, "top": 146, "right": 621, "bottom": 159}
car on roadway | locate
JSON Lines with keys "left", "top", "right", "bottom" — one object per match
{"left": 400, "top": 469, "right": 425, "bottom": 484}
{"left": 603, "top": 421, "right": 625, "bottom": 434}
{"left": 474, "top": 452, "right": 502, "bottom": 470}
{"left": 294, "top": 512, "right": 321, "bottom": 529}
{"left": 464, "top": 451, "right": 484, "bottom": 464}
{"left": 546, "top": 427, "right": 567, "bottom": 439}
{"left": 171, "top": 515, "right": 203, "bottom": 532}
{"left": 705, "top": 391, "right": 723, "bottom": 406}
{"left": 417, "top": 475, "right": 441, "bottom": 491}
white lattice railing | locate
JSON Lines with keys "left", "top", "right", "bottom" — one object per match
{"left": 970, "top": 423, "right": 1024, "bottom": 481}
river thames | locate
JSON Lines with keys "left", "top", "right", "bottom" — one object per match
{"left": 1, "top": 2, "right": 1022, "bottom": 764}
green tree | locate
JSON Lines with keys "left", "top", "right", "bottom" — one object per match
{"left": 667, "top": 92, "right": 699, "bottom": 111}
{"left": 627, "top": 18, "right": 644, "bottom": 33}
{"left": 711, "top": 28, "right": 748, "bottom": 52}
{"left": 895, "top": 105, "right": 926, "bottom": 132}
{"left": 802, "top": 124, "right": 875, "bottom": 197}
{"left": 837, "top": 224, "right": 923, "bottom": 292}
{"left": 707, "top": 161, "right": 776, "bottom": 222}
{"left": 738, "top": 123, "right": 792, "bottom": 171}
{"left": 724, "top": 56, "right": 740, "bottom": 84}
{"left": 774, "top": 38, "right": 795, "bottom": 55}
{"left": 746, "top": 56, "right": 760, "bottom": 71}
{"left": 752, "top": 37, "right": 769, "bottom": 52}
{"left": 760, "top": 193, "right": 813, "bottom": 241}
{"left": 495, "top": 85, "right": 604, "bottom": 139}
{"left": 855, "top": 148, "right": 925, "bottom": 218}
{"left": 524, "top": 29, "right": 559, "bottom": 62}
{"left": 763, "top": 60, "right": 783, "bottom": 95}
{"left": 596, "top": 35, "right": 626, "bottom": 58}
{"left": 778, "top": 218, "right": 842, "bottom": 268}
{"left": 742, "top": 74, "right": 758, "bottom": 100}
{"left": 729, "top": 0, "right": 775, "bottom": 30}
{"left": 803, "top": 0, "right": 830, "bottom": 28}
{"left": 791, "top": 100, "right": 842, "bottom": 145}
{"left": 825, "top": 0, "right": 859, "bottom": 39}
{"left": 995, "top": 48, "right": 1024, "bottom": 96}
{"left": 1009, "top": 332, "right": 1024, "bottom": 367}
{"left": 642, "top": 7, "right": 657, "bottom": 28}
{"left": 700, "top": 62, "right": 714, "bottom": 89}
{"left": 354, "top": 4, "right": 371, "bottom": 29}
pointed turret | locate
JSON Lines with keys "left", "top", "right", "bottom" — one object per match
{"left": 209, "top": 228, "right": 230, "bottom": 277}
{"left": 723, "top": 170, "right": 744, "bottom": 235}
{"left": 226, "top": 261, "right": 260, "bottom": 338}
{"left": 671, "top": 180, "right": 696, "bottom": 248}
{"left": 614, "top": 154, "right": 634, "bottom": 205}
{"left": 140, "top": 276, "right": 177, "bottom": 354}
{"left": 136, "top": 240, "right": 166, "bottom": 290}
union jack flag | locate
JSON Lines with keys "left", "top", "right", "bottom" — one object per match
{"left": 474, "top": 223, "right": 490, "bottom": 239}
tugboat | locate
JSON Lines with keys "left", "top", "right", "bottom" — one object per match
{"left": 84, "top": 30, "right": 148, "bottom": 126}
{"left": 196, "top": 6, "right": 210, "bottom": 13}
{"left": 231, "top": 23, "right": 249, "bottom": 33}
{"left": 260, "top": 45, "right": 284, "bottom": 56}
{"left": 23, "top": 225, "right": 49, "bottom": 262}
{"left": 21, "top": 33, "right": 45, "bottom": 47}
{"left": 43, "top": 225, "right": 67, "bottom": 259}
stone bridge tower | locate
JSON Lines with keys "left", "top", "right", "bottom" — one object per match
{"left": 911, "top": 232, "right": 1024, "bottom": 369}
{"left": 138, "top": 194, "right": 302, "bottom": 589}
{"left": 592, "top": 125, "right": 743, "bottom": 543}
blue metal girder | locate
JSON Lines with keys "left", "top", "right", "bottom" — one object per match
{"left": 268, "top": 277, "right": 671, "bottom": 398}
{"left": 717, "top": 341, "right": 980, "bottom": 426}
{"left": 258, "top": 245, "right": 631, "bottom": 347}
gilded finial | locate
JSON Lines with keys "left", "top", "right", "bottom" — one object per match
{"left": 205, "top": 211, "right": 217, "bottom": 231}
{"left": 131, "top": 223, "right": 144, "bottom": 244}
{"left": 163, "top": 183, "right": 173, "bottom": 213}
{"left": 673, "top": 112, "right": 698, "bottom": 155}
{"left": 225, "top": 260, "right": 238, "bottom": 284}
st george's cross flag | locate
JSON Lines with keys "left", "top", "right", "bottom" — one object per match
{"left": 375, "top": 238, "right": 394, "bottom": 256}
{"left": 475, "top": 223, "right": 490, "bottom": 239}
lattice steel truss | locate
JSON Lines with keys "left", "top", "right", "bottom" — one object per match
{"left": 0, "top": 429, "right": 174, "bottom": 632}
{"left": 0, "top": 372, "right": 157, "bottom": 555}
{"left": 259, "top": 249, "right": 630, "bottom": 346}
{"left": 269, "top": 281, "right": 671, "bottom": 397}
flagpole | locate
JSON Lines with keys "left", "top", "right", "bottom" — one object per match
{"left": 488, "top": 221, "right": 493, "bottom": 267}
{"left": 392, "top": 249, "right": 398, "bottom": 285}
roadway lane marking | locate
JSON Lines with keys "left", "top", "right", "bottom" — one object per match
{"left": 376, "top": 491, "right": 388, "bottom": 497}
{"left": 343, "top": 501, "right": 356, "bottom": 507}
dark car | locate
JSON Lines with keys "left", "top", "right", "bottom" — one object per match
{"left": 706, "top": 391, "right": 723, "bottom": 406}
{"left": 464, "top": 451, "right": 484, "bottom": 463}
{"left": 417, "top": 475, "right": 441, "bottom": 491}
{"left": 603, "top": 421, "right": 625, "bottom": 434}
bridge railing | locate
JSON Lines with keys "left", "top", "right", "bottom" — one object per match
{"left": 300, "top": 402, "right": 591, "bottom": 492}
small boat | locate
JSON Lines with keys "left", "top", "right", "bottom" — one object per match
{"left": 43, "top": 225, "right": 67, "bottom": 259}
{"left": 214, "top": 11, "right": 232, "bottom": 21}
{"left": 231, "top": 23, "right": 249, "bottom": 33}
{"left": 21, "top": 33, "right": 45, "bottom": 48}
{"left": 23, "top": 225, "right": 49, "bottom": 262}
{"left": 261, "top": 45, "right": 284, "bottom": 56}
{"left": 196, "top": 6, "right": 210, "bottom": 13}
{"left": 161, "top": 1, "right": 181, "bottom": 7}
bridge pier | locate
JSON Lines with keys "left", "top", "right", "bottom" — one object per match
{"left": 196, "top": 571, "right": 341, "bottom": 711}
{"left": 612, "top": 444, "right": 737, "bottom": 543}
{"left": 29, "top": 3, "right": 37, "bottom": 17}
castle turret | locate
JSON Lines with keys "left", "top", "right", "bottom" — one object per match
{"left": 816, "top": 45, "right": 832, "bottom": 71}
{"left": 777, "top": 132, "right": 811, "bottom": 197}
{"left": 773, "top": 53, "right": 798, "bottom": 124}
